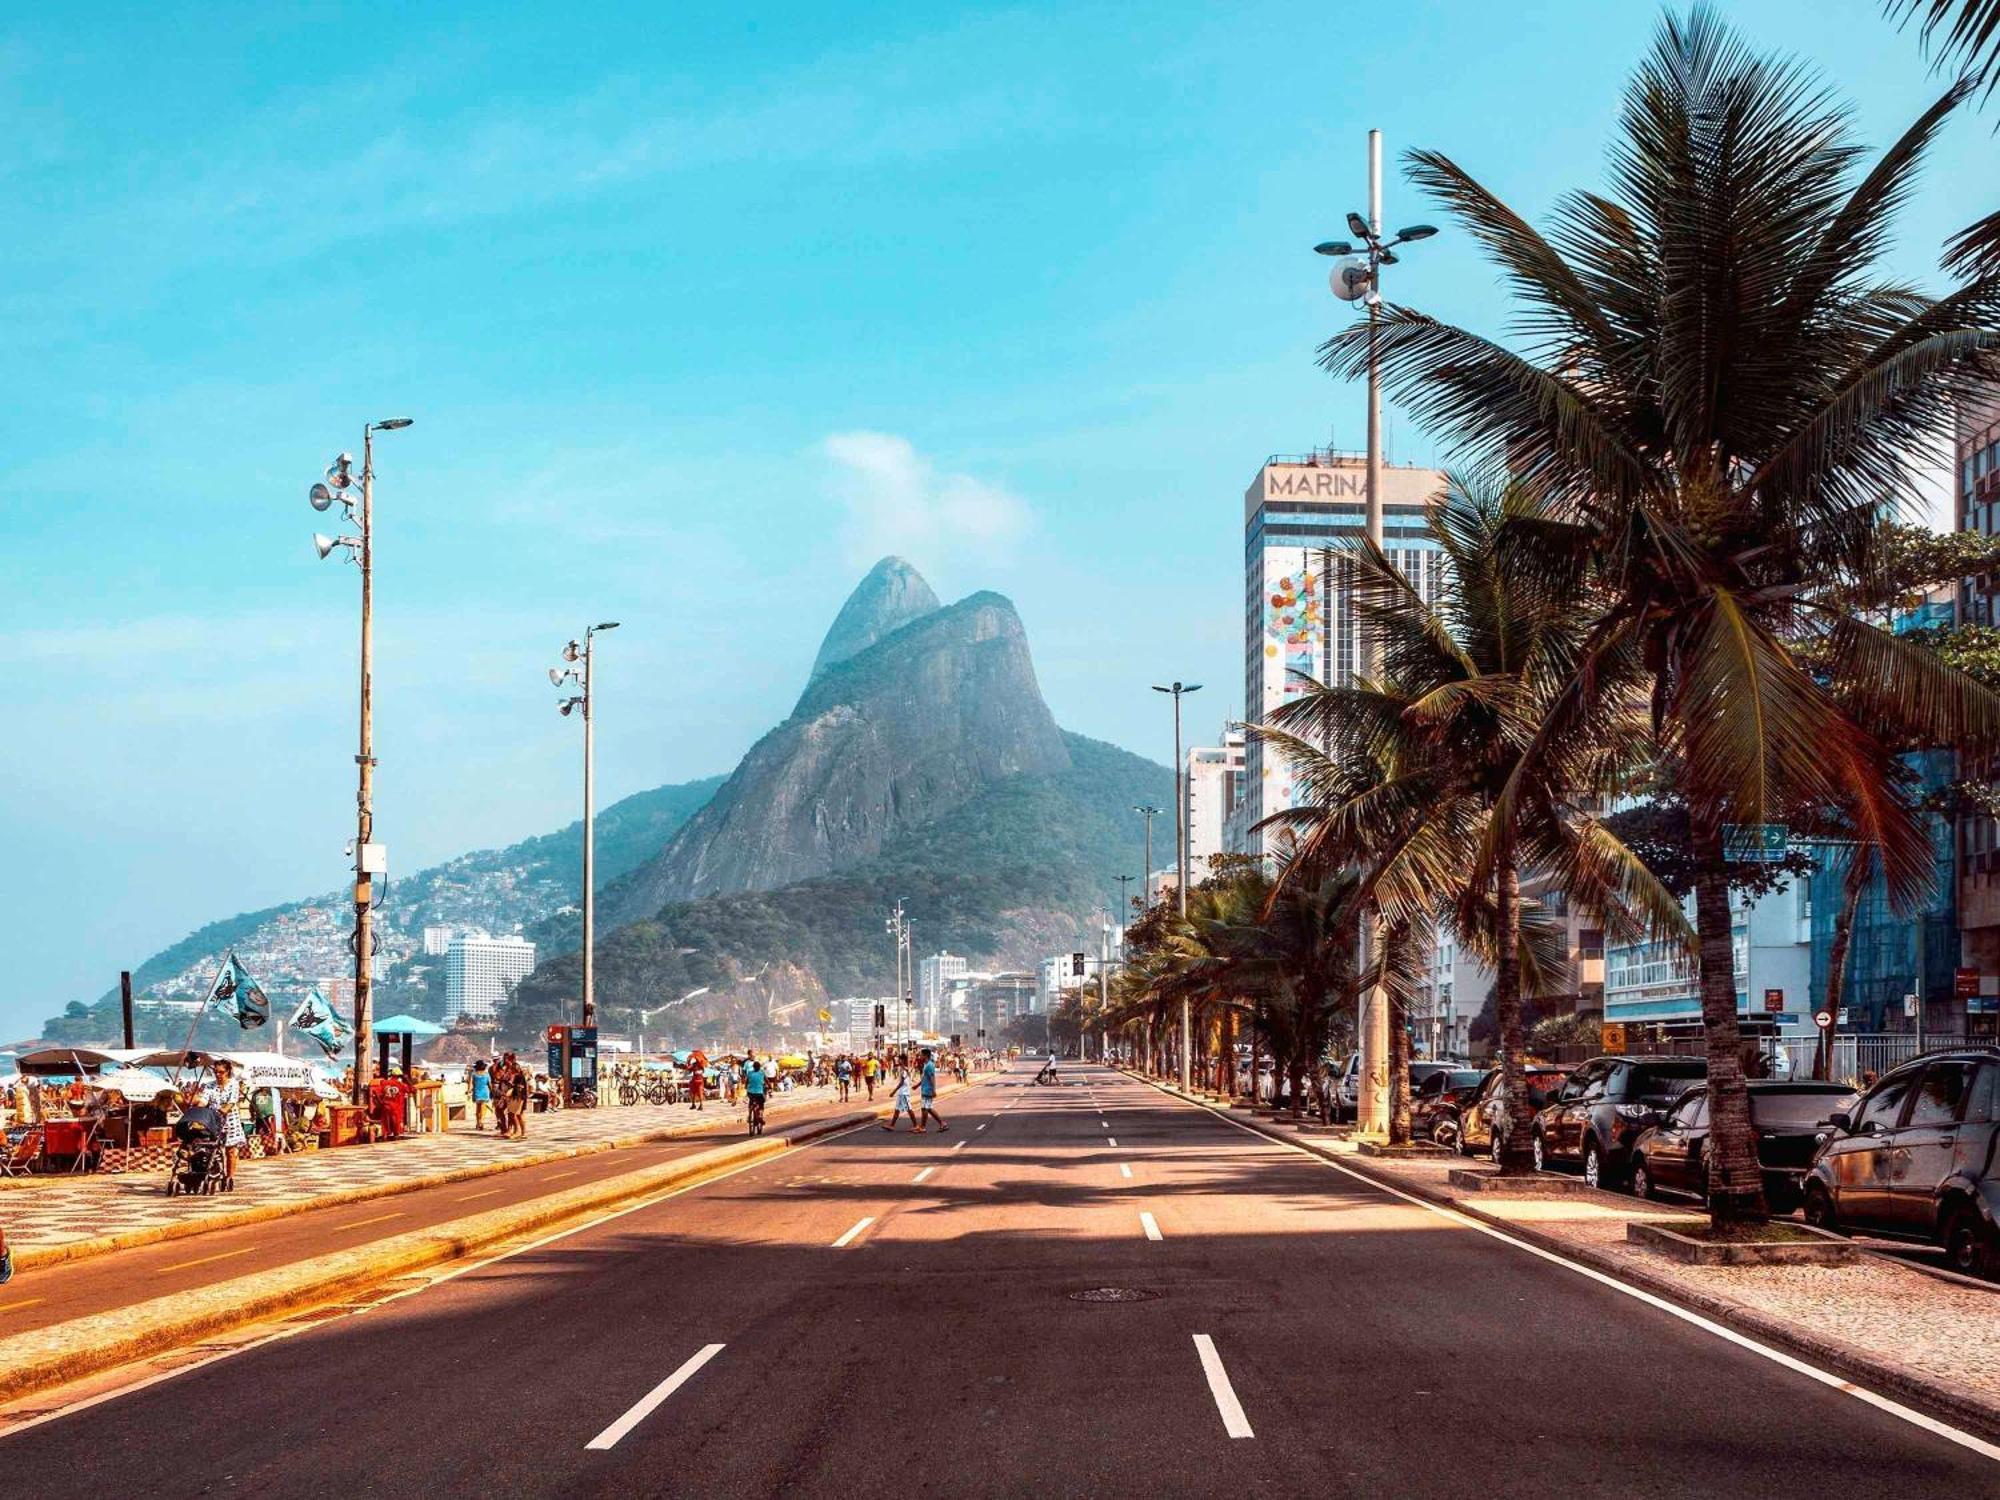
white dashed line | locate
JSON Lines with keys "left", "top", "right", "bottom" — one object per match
{"left": 1107, "top": 1137, "right": 1117, "bottom": 1147}
{"left": 913, "top": 1166, "right": 935, "bottom": 1184}
{"left": 585, "top": 1344, "right": 727, "bottom": 1450}
{"left": 1193, "top": 1335, "right": 1254, "bottom": 1439}
{"left": 1139, "top": 1211, "right": 1163, "bottom": 1241}
{"left": 832, "top": 1217, "right": 876, "bottom": 1248}
{"left": 1119, "top": 1163, "right": 1133, "bottom": 1179}
{"left": 951, "top": 1141, "right": 966, "bottom": 1152}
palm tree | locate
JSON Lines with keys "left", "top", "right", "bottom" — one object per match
{"left": 1255, "top": 477, "right": 1685, "bottom": 1168}
{"left": 1322, "top": 8, "right": 2000, "bottom": 1220}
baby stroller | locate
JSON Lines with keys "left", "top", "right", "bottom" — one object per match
{"left": 166, "top": 1126, "right": 226, "bottom": 1196}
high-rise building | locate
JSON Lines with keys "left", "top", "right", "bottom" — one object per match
{"left": 1956, "top": 393, "right": 2000, "bottom": 1029}
{"left": 443, "top": 932, "right": 537, "bottom": 1026}
{"left": 1240, "top": 451, "right": 1446, "bottom": 859}
{"left": 918, "top": 952, "right": 968, "bottom": 1022}
{"left": 1187, "top": 728, "right": 1245, "bottom": 880}
{"left": 422, "top": 925, "right": 453, "bottom": 957}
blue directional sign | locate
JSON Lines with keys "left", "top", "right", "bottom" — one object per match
{"left": 1722, "top": 823, "right": 1787, "bottom": 862}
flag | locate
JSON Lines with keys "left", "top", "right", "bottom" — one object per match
{"left": 206, "top": 951, "right": 270, "bottom": 1030}
{"left": 289, "top": 988, "right": 352, "bottom": 1059}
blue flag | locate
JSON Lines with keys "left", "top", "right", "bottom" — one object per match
{"left": 288, "top": 988, "right": 351, "bottom": 1059}
{"left": 206, "top": 951, "right": 270, "bottom": 1030}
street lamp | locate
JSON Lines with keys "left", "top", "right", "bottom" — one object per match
{"left": 551, "top": 620, "right": 621, "bottom": 1028}
{"left": 1152, "top": 681, "right": 1201, "bottom": 1091}
{"left": 1131, "top": 805, "right": 1159, "bottom": 907}
{"left": 305, "top": 417, "right": 413, "bottom": 1105}
{"left": 885, "top": 901, "right": 911, "bottom": 1045}
{"left": 1315, "top": 128, "right": 1440, "bottom": 1139}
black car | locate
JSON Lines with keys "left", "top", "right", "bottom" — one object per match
{"left": 1628, "top": 1081, "right": 1854, "bottom": 1213}
{"left": 1411, "top": 1068, "right": 1486, "bottom": 1145}
{"left": 1531, "top": 1055, "right": 1707, "bottom": 1188}
{"left": 1803, "top": 1047, "right": 2000, "bottom": 1277}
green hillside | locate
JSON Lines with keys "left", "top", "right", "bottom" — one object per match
{"left": 506, "top": 733, "right": 1171, "bottom": 1039}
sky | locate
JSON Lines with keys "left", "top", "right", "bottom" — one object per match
{"left": 1, "top": 0, "right": 1991, "bottom": 1040}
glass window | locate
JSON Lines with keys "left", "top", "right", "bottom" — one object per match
{"left": 1856, "top": 1070, "right": 1920, "bottom": 1133}
{"left": 1748, "top": 1087, "right": 1853, "bottom": 1129}
{"left": 1908, "top": 1062, "right": 1977, "bottom": 1127}
{"left": 1966, "top": 1065, "right": 1997, "bottom": 1126}
{"left": 1668, "top": 1091, "right": 1706, "bottom": 1127}
{"left": 1626, "top": 1062, "right": 1707, "bottom": 1100}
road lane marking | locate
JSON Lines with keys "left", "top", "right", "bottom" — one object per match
{"left": 977, "top": 1123, "right": 988, "bottom": 1131}
{"left": 1181, "top": 1086, "right": 2000, "bottom": 1467}
{"left": 0, "top": 1298, "right": 45, "bottom": 1312}
{"left": 1139, "top": 1212, "right": 1163, "bottom": 1241}
{"left": 913, "top": 1166, "right": 935, "bottom": 1184}
{"left": 544, "top": 1170, "right": 577, "bottom": 1180}
{"left": 1107, "top": 1137, "right": 1117, "bottom": 1147}
{"left": 455, "top": 1188, "right": 503, "bottom": 1202}
{"left": 832, "top": 1216, "right": 876, "bottom": 1248}
{"left": 1193, "top": 1335, "right": 1254, "bottom": 1439}
{"left": 161, "top": 1246, "right": 255, "bottom": 1273}
{"left": 585, "top": 1343, "right": 726, "bottom": 1450}
{"left": 950, "top": 1141, "right": 966, "bottom": 1152}
{"left": 1120, "top": 1163, "right": 1133, "bottom": 1179}
{"left": 340, "top": 1212, "right": 406, "bottom": 1231}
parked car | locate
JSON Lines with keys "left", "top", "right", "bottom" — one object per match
{"left": 1802, "top": 1048, "right": 2000, "bottom": 1277}
{"left": 1411, "top": 1068, "right": 1486, "bottom": 1145}
{"left": 1628, "top": 1081, "right": 1854, "bottom": 1212}
{"left": 1531, "top": 1055, "right": 1707, "bottom": 1188}
{"left": 1455, "top": 1064, "right": 1573, "bottom": 1159}
{"left": 1333, "top": 1054, "right": 1465, "bottom": 1122}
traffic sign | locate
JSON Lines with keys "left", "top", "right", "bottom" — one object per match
{"left": 1723, "top": 823, "right": 1787, "bottom": 862}
{"left": 1763, "top": 987, "right": 1784, "bottom": 1014}
{"left": 1903, "top": 993, "right": 1919, "bottom": 1018}
{"left": 1600, "top": 1021, "right": 1628, "bottom": 1052}
{"left": 1813, "top": 1010, "right": 1833, "bottom": 1029}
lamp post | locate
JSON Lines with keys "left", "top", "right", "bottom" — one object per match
{"left": 1152, "top": 681, "right": 1201, "bottom": 1090}
{"left": 885, "top": 901, "right": 911, "bottom": 1045}
{"left": 552, "top": 621, "right": 621, "bottom": 1028}
{"left": 1132, "top": 805, "right": 1159, "bottom": 906}
{"left": 307, "top": 416, "right": 412, "bottom": 1105}
{"left": 1315, "top": 128, "right": 1438, "bottom": 1137}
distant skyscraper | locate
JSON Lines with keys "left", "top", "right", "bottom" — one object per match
{"left": 1187, "top": 728, "right": 1245, "bottom": 880}
{"left": 422, "top": 925, "right": 453, "bottom": 957}
{"left": 918, "top": 952, "right": 968, "bottom": 1019}
{"left": 444, "top": 932, "right": 536, "bottom": 1026}
{"left": 1240, "top": 451, "right": 1445, "bottom": 859}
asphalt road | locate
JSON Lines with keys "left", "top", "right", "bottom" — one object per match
{"left": 2, "top": 1062, "right": 1992, "bottom": 1498}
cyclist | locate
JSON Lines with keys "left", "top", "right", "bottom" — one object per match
{"left": 743, "top": 1051, "right": 769, "bottom": 1135}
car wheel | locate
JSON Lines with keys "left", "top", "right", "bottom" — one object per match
{"left": 1631, "top": 1155, "right": 1656, "bottom": 1200}
{"left": 1434, "top": 1118, "right": 1458, "bottom": 1151}
{"left": 1583, "top": 1140, "right": 1603, "bottom": 1190}
{"left": 1531, "top": 1131, "right": 1547, "bottom": 1173}
{"left": 1943, "top": 1202, "right": 1999, "bottom": 1279}
{"left": 1802, "top": 1181, "right": 1840, "bottom": 1234}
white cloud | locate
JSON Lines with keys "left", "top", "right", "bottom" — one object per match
{"left": 821, "top": 431, "right": 1032, "bottom": 567}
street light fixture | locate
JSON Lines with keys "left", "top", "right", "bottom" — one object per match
{"left": 552, "top": 620, "right": 621, "bottom": 1028}
{"left": 305, "top": 416, "right": 413, "bottom": 1105}
{"left": 1151, "top": 681, "right": 1201, "bottom": 1092}
{"left": 1315, "top": 130, "right": 1442, "bottom": 1139}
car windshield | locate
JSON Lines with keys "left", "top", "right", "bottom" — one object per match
{"left": 1628, "top": 1062, "right": 1706, "bottom": 1098}
{"left": 1749, "top": 1087, "right": 1852, "bottom": 1129}
{"left": 1446, "top": 1070, "right": 1483, "bottom": 1089}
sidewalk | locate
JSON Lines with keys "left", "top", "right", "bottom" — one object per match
{"left": 0, "top": 1080, "right": 868, "bottom": 1269}
{"left": 1132, "top": 1073, "right": 2000, "bottom": 1442}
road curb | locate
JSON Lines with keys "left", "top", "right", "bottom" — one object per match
{"left": 0, "top": 1107, "right": 877, "bottom": 1409}
{"left": 1116, "top": 1067, "right": 2000, "bottom": 1445}
{"left": 8, "top": 1088, "right": 895, "bottom": 1273}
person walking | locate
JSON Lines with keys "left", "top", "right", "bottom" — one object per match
{"left": 917, "top": 1049, "right": 948, "bottom": 1133}
{"left": 470, "top": 1060, "right": 493, "bottom": 1131}
{"left": 688, "top": 1056, "right": 707, "bottom": 1111}
{"left": 863, "top": 1053, "right": 879, "bottom": 1102}
{"left": 884, "top": 1062, "right": 919, "bottom": 1131}
{"left": 211, "top": 1059, "right": 246, "bottom": 1189}
{"left": 836, "top": 1055, "right": 852, "bottom": 1103}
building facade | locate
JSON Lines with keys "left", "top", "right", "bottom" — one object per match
{"left": 1186, "top": 728, "right": 1246, "bottom": 882}
{"left": 1602, "top": 880, "right": 1814, "bottom": 1044}
{"left": 918, "top": 953, "right": 968, "bottom": 1022}
{"left": 1240, "top": 451, "right": 1446, "bottom": 859}
{"left": 443, "top": 932, "right": 536, "bottom": 1026}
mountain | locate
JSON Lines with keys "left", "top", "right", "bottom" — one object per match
{"left": 804, "top": 555, "right": 940, "bottom": 690}
{"left": 603, "top": 580, "right": 1070, "bottom": 918}
{"left": 38, "top": 773, "right": 724, "bottom": 1044}
{"left": 508, "top": 733, "right": 1172, "bottom": 1041}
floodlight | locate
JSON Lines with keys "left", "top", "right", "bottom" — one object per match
{"left": 562, "top": 640, "right": 581, "bottom": 662}
{"left": 313, "top": 533, "right": 340, "bottom": 560}
{"left": 309, "top": 482, "right": 334, "bottom": 512}
{"left": 1346, "top": 211, "right": 1371, "bottom": 239}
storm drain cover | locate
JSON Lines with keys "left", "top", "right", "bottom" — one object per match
{"left": 1068, "top": 1286, "right": 1160, "bottom": 1303}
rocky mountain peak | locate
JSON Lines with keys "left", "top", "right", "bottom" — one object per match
{"left": 804, "top": 555, "right": 941, "bottom": 692}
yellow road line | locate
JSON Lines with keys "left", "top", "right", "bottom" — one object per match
{"left": 339, "top": 1212, "right": 405, "bottom": 1231}
{"left": 455, "top": 1188, "right": 504, "bottom": 1202}
{"left": 163, "top": 1246, "right": 255, "bottom": 1273}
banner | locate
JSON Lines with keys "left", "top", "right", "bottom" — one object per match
{"left": 206, "top": 951, "right": 270, "bottom": 1030}
{"left": 289, "top": 988, "right": 352, "bottom": 1059}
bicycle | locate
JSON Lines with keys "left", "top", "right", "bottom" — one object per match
{"left": 746, "top": 1094, "right": 767, "bottom": 1136}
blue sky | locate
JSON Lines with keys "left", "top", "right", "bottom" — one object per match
{"left": 1, "top": 0, "right": 1990, "bottom": 1039}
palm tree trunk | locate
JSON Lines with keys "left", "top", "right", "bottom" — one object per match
{"left": 1692, "top": 808, "right": 1767, "bottom": 1224}
{"left": 1493, "top": 819, "right": 1533, "bottom": 1174}
{"left": 1818, "top": 859, "right": 1864, "bottom": 1081}
{"left": 1219, "top": 1007, "right": 1236, "bottom": 1097}
{"left": 1387, "top": 921, "right": 1413, "bottom": 1145}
